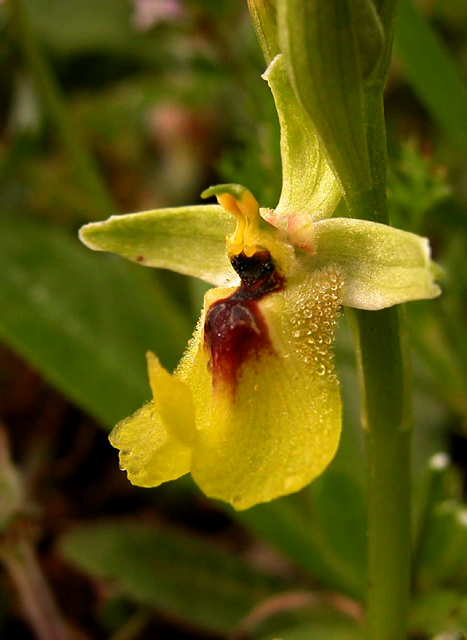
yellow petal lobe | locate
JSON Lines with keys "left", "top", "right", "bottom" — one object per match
{"left": 186, "top": 266, "right": 343, "bottom": 510}
{"left": 147, "top": 352, "right": 196, "bottom": 447}
{"left": 109, "top": 355, "right": 195, "bottom": 487}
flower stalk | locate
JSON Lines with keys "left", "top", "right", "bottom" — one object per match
{"left": 348, "top": 83, "right": 413, "bottom": 640}
{"left": 349, "top": 305, "right": 412, "bottom": 640}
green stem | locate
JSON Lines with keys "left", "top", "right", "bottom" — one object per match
{"left": 348, "top": 305, "right": 412, "bottom": 640}
{"left": 348, "top": 86, "right": 413, "bottom": 640}
{"left": 9, "top": 0, "right": 117, "bottom": 220}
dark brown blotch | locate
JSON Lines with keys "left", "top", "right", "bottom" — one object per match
{"left": 204, "top": 251, "right": 284, "bottom": 390}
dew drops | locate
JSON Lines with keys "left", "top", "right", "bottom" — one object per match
{"left": 282, "top": 266, "right": 342, "bottom": 377}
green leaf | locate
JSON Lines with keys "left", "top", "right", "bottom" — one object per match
{"left": 369, "top": 0, "right": 397, "bottom": 85}
{"left": 277, "top": 0, "right": 373, "bottom": 198}
{"left": 305, "top": 217, "right": 441, "bottom": 310}
{"left": 353, "top": 0, "right": 385, "bottom": 79}
{"left": 394, "top": 0, "right": 467, "bottom": 158}
{"left": 0, "top": 217, "right": 191, "bottom": 428}
{"left": 262, "top": 55, "right": 340, "bottom": 226}
{"left": 23, "top": 0, "right": 140, "bottom": 57}
{"left": 411, "top": 591, "right": 467, "bottom": 637}
{"left": 414, "top": 453, "right": 452, "bottom": 577}
{"left": 310, "top": 472, "right": 367, "bottom": 590}
{"left": 388, "top": 140, "right": 451, "bottom": 233}
{"left": 247, "top": 0, "right": 280, "bottom": 64}
{"left": 80, "top": 205, "right": 234, "bottom": 286}
{"left": 257, "top": 614, "right": 362, "bottom": 640}
{"left": 416, "top": 501, "right": 467, "bottom": 593}
{"left": 59, "top": 521, "right": 288, "bottom": 634}
{"left": 237, "top": 498, "right": 365, "bottom": 600}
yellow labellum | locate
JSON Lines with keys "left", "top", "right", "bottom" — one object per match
{"left": 187, "top": 267, "right": 342, "bottom": 509}
{"left": 110, "top": 259, "right": 343, "bottom": 509}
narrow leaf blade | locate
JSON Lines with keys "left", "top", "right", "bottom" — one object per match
{"left": 394, "top": 0, "right": 467, "bottom": 157}
{"left": 59, "top": 522, "right": 288, "bottom": 633}
{"left": 0, "top": 218, "right": 191, "bottom": 427}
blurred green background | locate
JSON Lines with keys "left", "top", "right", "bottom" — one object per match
{"left": 1, "top": 0, "right": 467, "bottom": 638}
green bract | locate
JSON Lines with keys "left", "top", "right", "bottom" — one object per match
{"left": 263, "top": 55, "right": 341, "bottom": 227}
{"left": 247, "top": 0, "right": 279, "bottom": 64}
{"left": 277, "top": 0, "right": 383, "bottom": 199}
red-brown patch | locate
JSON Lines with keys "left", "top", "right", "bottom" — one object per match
{"left": 204, "top": 251, "right": 284, "bottom": 391}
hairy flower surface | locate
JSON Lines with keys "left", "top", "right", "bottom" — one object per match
{"left": 80, "top": 55, "right": 440, "bottom": 510}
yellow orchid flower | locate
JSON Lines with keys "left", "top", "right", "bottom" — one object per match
{"left": 79, "top": 55, "right": 440, "bottom": 510}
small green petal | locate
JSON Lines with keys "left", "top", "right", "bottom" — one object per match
{"left": 79, "top": 205, "right": 234, "bottom": 286}
{"left": 306, "top": 218, "right": 441, "bottom": 310}
{"left": 263, "top": 54, "right": 340, "bottom": 226}
{"left": 201, "top": 183, "right": 252, "bottom": 203}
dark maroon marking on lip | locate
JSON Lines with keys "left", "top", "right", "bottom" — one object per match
{"left": 204, "top": 251, "right": 285, "bottom": 391}
{"left": 136, "top": 255, "right": 145, "bottom": 263}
